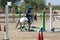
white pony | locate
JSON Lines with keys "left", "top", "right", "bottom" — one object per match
{"left": 20, "top": 17, "right": 28, "bottom": 24}
{"left": 16, "top": 16, "right": 30, "bottom": 31}
{"left": 16, "top": 17, "right": 28, "bottom": 27}
{"left": 16, "top": 14, "right": 37, "bottom": 31}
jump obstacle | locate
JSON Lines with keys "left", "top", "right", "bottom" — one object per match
{"left": 2, "top": 0, "right": 25, "bottom": 40}
{"left": 32, "top": 3, "right": 60, "bottom": 32}
{"left": 19, "top": 8, "right": 46, "bottom": 32}
{"left": 0, "top": 1, "right": 44, "bottom": 40}
{"left": 3, "top": 2, "right": 12, "bottom": 40}
{"left": 47, "top": 3, "right": 60, "bottom": 32}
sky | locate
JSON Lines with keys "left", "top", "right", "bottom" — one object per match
{"left": 45, "top": 0, "right": 60, "bottom": 6}
{"left": 15, "top": 0, "right": 24, "bottom": 6}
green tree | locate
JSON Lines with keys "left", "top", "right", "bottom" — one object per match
{"left": 25, "top": 0, "right": 46, "bottom": 10}
{"left": 1, "top": 0, "right": 17, "bottom": 9}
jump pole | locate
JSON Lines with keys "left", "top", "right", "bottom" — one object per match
{"left": 3, "top": 2, "right": 12, "bottom": 40}
{"left": 48, "top": 3, "right": 54, "bottom": 32}
{"left": 41, "top": 8, "right": 46, "bottom": 32}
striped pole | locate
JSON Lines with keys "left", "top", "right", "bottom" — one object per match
{"left": 3, "top": 2, "right": 12, "bottom": 40}
{"left": 41, "top": 8, "right": 46, "bottom": 32}
{"left": 50, "top": 5, "right": 53, "bottom": 31}
{"left": 3, "top": 5, "right": 9, "bottom": 40}
{"left": 48, "top": 3, "right": 54, "bottom": 32}
{"left": 42, "top": 11, "right": 45, "bottom": 31}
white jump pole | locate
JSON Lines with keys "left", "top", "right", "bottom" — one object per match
{"left": 49, "top": 3, "right": 54, "bottom": 32}
{"left": 3, "top": 2, "right": 12, "bottom": 40}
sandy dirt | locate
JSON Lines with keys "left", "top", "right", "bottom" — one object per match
{"left": 0, "top": 14, "right": 60, "bottom": 40}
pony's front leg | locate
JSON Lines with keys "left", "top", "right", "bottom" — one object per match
{"left": 20, "top": 23, "right": 26, "bottom": 31}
